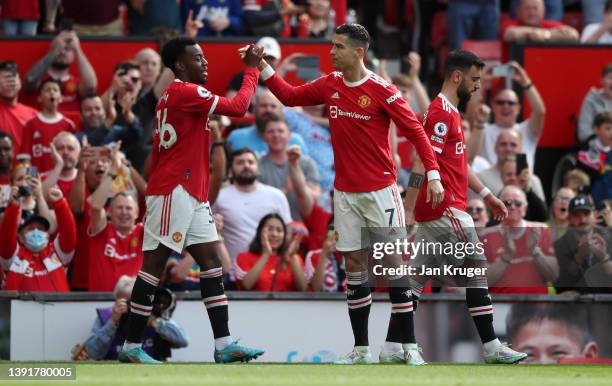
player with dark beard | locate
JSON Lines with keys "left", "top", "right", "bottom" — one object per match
{"left": 404, "top": 50, "right": 528, "bottom": 364}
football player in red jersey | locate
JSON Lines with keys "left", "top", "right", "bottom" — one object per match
{"left": 404, "top": 50, "right": 527, "bottom": 364}
{"left": 256, "top": 23, "right": 444, "bottom": 364}
{"left": 119, "top": 37, "right": 265, "bottom": 364}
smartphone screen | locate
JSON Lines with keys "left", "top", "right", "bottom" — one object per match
{"left": 515, "top": 153, "right": 528, "bottom": 176}
{"left": 27, "top": 166, "right": 38, "bottom": 177}
{"left": 296, "top": 56, "right": 320, "bottom": 82}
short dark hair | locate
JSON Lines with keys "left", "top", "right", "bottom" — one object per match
{"left": 0, "top": 60, "right": 18, "bottom": 75}
{"left": 0, "top": 130, "right": 13, "bottom": 145}
{"left": 443, "top": 50, "right": 485, "bottom": 80}
{"left": 506, "top": 303, "right": 592, "bottom": 348}
{"left": 261, "top": 114, "right": 288, "bottom": 133}
{"left": 114, "top": 60, "right": 140, "bottom": 74}
{"left": 161, "top": 37, "right": 198, "bottom": 73}
{"left": 80, "top": 93, "right": 102, "bottom": 110}
{"left": 606, "top": 0, "right": 612, "bottom": 12}
{"left": 249, "top": 213, "right": 288, "bottom": 257}
{"left": 593, "top": 111, "right": 612, "bottom": 127}
{"left": 334, "top": 23, "right": 370, "bottom": 50}
{"left": 603, "top": 63, "right": 612, "bottom": 77}
{"left": 230, "top": 148, "right": 257, "bottom": 166}
{"left": 39, "top": 78, "right": 62, "bottom": 93}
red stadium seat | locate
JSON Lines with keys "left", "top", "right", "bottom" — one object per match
{"left": 461, "top": 40, "right": 502, "bottom": 62}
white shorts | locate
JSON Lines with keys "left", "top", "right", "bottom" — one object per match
{"left": 334, "top": 184, "right": 407, "bottom": 252}
{"left": 143, "top": 185, "right": 218, "bottom": 253}
{"left": 412, "top": 206, "right": 485, "bottom": 267}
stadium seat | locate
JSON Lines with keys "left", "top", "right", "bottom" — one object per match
{"left": 460, "top": 40, "right": 502, "bottom": 62}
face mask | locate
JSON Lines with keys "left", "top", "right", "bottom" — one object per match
{"left": 25, "top": 229, "right": 49, "bottom": 252}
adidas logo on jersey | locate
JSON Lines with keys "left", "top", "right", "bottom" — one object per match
{"left": 331, "top": 92, "right": 340, "bottom": 99}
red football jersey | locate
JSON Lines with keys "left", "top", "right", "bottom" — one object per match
{"left": 20, "top": 113, "right": 76, "bottom": 174}
{"left": 415, "top": 94, "right": 467, "bottom": 222}
{"left": 147, "top": 68, "right": 258, "bottom": 202}
{"left": 56, "top": 175, "right": 77, "bottom": 198}
{"left": 234, "top": 251, "right": 305, "bottom": 291}
{"left": 0, "top": 0, "right": 40, "bottom": 20}
{"left": 87, "top": 223, "right": 144, "bottom": 292}
{"left": 480, "top": 224, "right": 553, "bottom": 294}
{"left": 264, "top": 70, "right": 439, "bottom": 193}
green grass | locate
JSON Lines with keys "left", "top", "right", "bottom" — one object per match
{"left": 1, "top": 362, "right": 611, "bottom": 386}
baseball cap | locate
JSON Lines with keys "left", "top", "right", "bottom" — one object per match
{"left": 19, "top": 215, "right": 51, "bottom": 232}
{"left": 256, "top": 37, "right": 282, "bottom": 60}
{"left": 569, "top": 195, "right": 594, "bottom": 213}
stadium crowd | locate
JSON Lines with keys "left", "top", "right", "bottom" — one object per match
{"left": 0, "top": 0, "right": 610, "bottom": 297}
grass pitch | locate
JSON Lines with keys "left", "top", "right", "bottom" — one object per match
{"left": 1, "top": 362, "right": 611, "bottom": 386}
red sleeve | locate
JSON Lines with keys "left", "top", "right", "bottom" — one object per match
{"left": 383, "top": 86, "right": 439, "bottom": 174}
{"left": 0, "top": 202, "right": 19, "bottom": 259}
{"left": 264, "top": 72, "right": 326, "bottom": 107}
{"left": 54, "top": 198, "right": 76, "bottom": 253}
{"left": 234, "top": 252, "right": 254, "bottom": 282}
{"left": 424, "top": 108, "right": 453, "bottom": 156}
{"left": 214, "top": 67, "right": 260, "bottom": 116}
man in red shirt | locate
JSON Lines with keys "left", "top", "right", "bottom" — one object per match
{"left": 405, "top": 50, "right": 526, "bottom": 364}
{"left": 24, "top": 31, "right": 97, "bottom": 112}
{"left": 119, "top": 37, "right": 265, "bottom": 364}
{"left": 481, "top": 185, "right": 558, "bottom": 294}
{"left": 501, "top": 0, "right": 578, "bottom": 60}
{"left": 0, "top": 186, "right": 75, "bottom": 292}
{"left": 0, "top": 61, "right": 37, "bottom": 151}
{"left": 258, "top": 23, "right": 444, "bottom": 364}
{"left": 19, "top": 79, "right": 76, "bottom": 174}
{"left": 87, "top": 145, "right": 143, "bottom": 292}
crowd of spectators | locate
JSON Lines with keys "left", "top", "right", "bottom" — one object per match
{"left": 0, "top": 0, "right": 610, "bottom": 297}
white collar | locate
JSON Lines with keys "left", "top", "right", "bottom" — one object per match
{"left": 438, "top": 93, "right": 459, "bottom": 113}
{"left": 37, "top": 112, "right": 63, "bottom": 124}
{"left": 595, "top": 138, "right": 611, "bottom": 153}
{"left": 343, "top": 71, "right": 371, "bottom": 87}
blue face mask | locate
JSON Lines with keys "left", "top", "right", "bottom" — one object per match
{"left": 25, "top": 229, "right": 49, "bottom": 252}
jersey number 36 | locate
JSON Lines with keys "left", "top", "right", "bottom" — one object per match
{"left": 156, "top": 108, "right": 177, "bottom": 150}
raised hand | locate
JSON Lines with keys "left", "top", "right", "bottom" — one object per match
{"left": 261, "top": 230, "right": 273, "bottom": 256}
{"left": 240, "top": 44, "right": 265, "bottom": 68}
{"left": 185, "top": 9, "right": 204, "bottom": 38}
{"left": 48, "top": 186, "right": 64, "bottom": 203}
{"left": 49, "top": 142, "right": 64, "bottom": 169}
{"left": 286, "top": 145, "right": 301, "bottom": 165}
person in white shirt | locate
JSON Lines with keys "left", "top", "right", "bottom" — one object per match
{"left": 581, "top": 0, "right": 612, "bottom": 44}
{"left": 213, "top": 148, "right": 292, "bottom": 263}
{"left": 470, "top": 61, "right": 546, "bottom": 171}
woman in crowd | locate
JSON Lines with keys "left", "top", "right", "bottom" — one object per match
{"left": 234, "top": 213, "right": 308, "bottom": 291}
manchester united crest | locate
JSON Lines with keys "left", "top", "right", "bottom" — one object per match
{"left": 358, "top": 95, "right": 371, "bottom": 108}
{"left": 172, "top": 232, "right": 183, "bottom": 243}
{"left": 131, "top": 238, "right": 139, "bottom": 248}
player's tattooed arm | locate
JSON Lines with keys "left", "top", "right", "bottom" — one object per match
{"left": 404, "top": 158, "right": 425, "bottom": 226}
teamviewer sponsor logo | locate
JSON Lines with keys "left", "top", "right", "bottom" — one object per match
{"left": 329, "top": 105, "right": 371, "bottom": 120}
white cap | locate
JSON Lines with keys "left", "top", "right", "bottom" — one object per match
{"left": 256, "top": 36, "right": 282, "bottom": 60}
